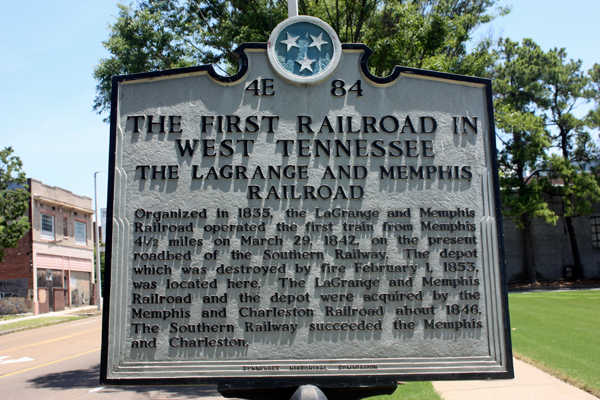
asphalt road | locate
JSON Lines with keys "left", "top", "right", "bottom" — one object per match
{"left": 0, "top": 316, "right": 230, "bottom": 400}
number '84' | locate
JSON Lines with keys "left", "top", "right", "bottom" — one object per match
{"left": 331, "top": 79, "right": 363, "bottom": 97}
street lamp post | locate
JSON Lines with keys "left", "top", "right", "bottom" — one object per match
{"left": 94, "top": 171, "right": 107, "bottom": 311}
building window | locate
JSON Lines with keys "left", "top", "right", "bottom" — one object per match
{"left": 41, "top": 214, "right": 55, "bottom": 239}
{"left": 75, "top": 221, "right": 87, "bottom": 245}
{"left": 63, "top": 217, "right": 68, "bottom": 237}
{"left": 592, "top": 215, "right": 600, "bottom": 250}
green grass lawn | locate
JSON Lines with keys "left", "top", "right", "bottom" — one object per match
{"left": 366, "top": 382, "right": 441, "bottom": 400}
{"left": 0, "top": 314, "right": 25, "bottom": 321}
{"left": 0, "top": 316, "right": 86, "bottom": 334}
{"left": 509, "top": 290, "right": 600, "bottom": 396}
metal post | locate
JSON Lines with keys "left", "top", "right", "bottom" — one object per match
{"left": 94, "top": 171, "right": 107, "bottom": 311}
{"left": 290, "top": 385, "right": 328, "bottom": 400}
{"left": 30, "top": 192, "right": 39, "bottom": 314}
{"left": 288, "top": 0, "right": 298, "bottom": 17}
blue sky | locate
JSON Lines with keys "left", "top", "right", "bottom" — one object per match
{"left": 1, "top": 0, "right": 598, "bottom": 225}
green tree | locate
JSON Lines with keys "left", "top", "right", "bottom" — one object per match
{"left": 93, "top": 0, "right": 506, "bottom": 120}
{"left": 493, "top": 38, "right": 556, "bottom": 284}
{"left": 539, "top": 51, "right": 600, "bottom": 280}
{"left": 360, "top": 0, "right": 501, "bottom": 77}
{"left": 94, "top": 243, "right": 107, "bottom": 297}
{"left": 588, "top": 63, "right": 600, "bottom": 128}
{"left": 587, "top": 63, "right": 600, "bottom": 182}
{"left": 0, "top": 147, "right": 30, "bottom": 263}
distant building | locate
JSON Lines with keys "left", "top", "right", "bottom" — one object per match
{"left": 0, "top": 179, "right": 95, "bottom": 314}
{"left": 503, "top": 195, "right": 600, "bottom": 282}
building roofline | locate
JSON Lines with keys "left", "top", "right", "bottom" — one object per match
{"left": 33, "top": 195, "right": 95, "bottom": 214}
{"left": 28, "top": 178, "right": 93, "bottom": 201}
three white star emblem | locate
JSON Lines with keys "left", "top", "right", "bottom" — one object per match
{"left": 280, "top": 33, "right": 299, "bottom": 52}
{"left": 309, "top": 33, "right": 328, "bottom": 52}
{"left": 296, "top": 54, "right": 316, "bottom": 72}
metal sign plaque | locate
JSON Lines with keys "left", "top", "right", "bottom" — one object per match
{"left": 101, "top": 22, "right": 513, "bottom": 387}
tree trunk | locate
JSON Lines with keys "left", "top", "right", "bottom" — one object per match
{"left": 564, "top": 216, "right": 583, "bottom": 280}
{"left": 521, "top": 214, "right": 537, "bottom": 284}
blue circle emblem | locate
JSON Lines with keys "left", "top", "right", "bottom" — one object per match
{"left": 268, "top": 16, "right": 341, "bottom": 84}
{"left": 275, "top": 22, "right": 333, "bottom": 77}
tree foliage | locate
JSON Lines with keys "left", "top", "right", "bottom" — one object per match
{"left": 94, "top": 243, "right": 107, "bottom": 297}
{"left": 93, "top": 0, "right": 506, "bottom": 120}
{"left": 588, "top": 63, "right": 600, "bottom": 129}
{"left": 587, "top": 63, "right": 600, "bottom": 181}
{"left": 538, "top": 51, "right": 600, "bottom": 279}
{"left": 494, "top": 39, "right": 556, "bottom": 224}
{"left": 493, "top": 38, "right": 555, "bottom": 283}
{"left": 0, "top": 147, "right": 30, "bottom": 263}
{"left": 495, "top": 38, "right": 600, "bottom": 281}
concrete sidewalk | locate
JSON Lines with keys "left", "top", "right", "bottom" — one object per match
{"left": 0, "top": 305, "right": 99, "bottom": 326}
{"left": 433, "top": 358, "right": 597, "bottom": 400}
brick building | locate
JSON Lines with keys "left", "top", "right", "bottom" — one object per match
{"left": 0, "top": 179, "right": 95, "bottom": 314}
{"left": 503, "top": 196, "right": 600, "bottom": 282}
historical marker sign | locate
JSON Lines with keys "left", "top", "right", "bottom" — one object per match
{"left": 101, "top": 16, "right": 513, "bottom": 387}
